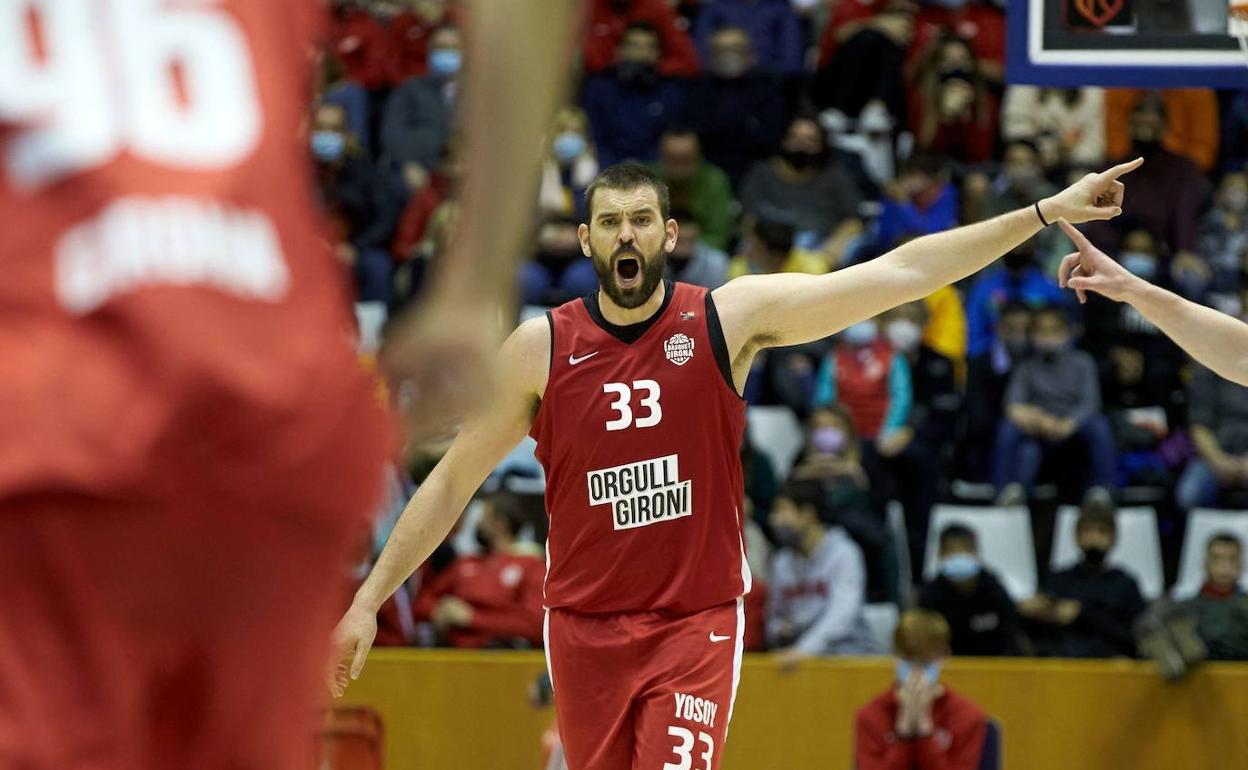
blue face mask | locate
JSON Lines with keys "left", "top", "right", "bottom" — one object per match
{"left": 552, "top": 131, "right": 586, "bottom": 163}
{"left": 429, "top": 48, "right": 463, "bottom": 77}
{"left": 1120, "top": 251, "right": 1157, "bottom": 280}
{"left": 940, "top": 553, "right": 981, "bottom": 582}
{"left": 311, "top": 131, "right": 345, "bottom": 162}
{"left": 843, "top": 320, "right": 878, "bottom": 346}
{"left": 895, "top": 659, "right": 943, "bottom": 684}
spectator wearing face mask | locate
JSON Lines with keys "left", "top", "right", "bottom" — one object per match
{"left": 740, "top": 116, "right": 864, "bottom": 251}
{"left": 1176, "top": 354, "right": 1248, "bottom": 510}
{"left": 328, "top": 0, "right": 390, "bottom": 90}
{"left": 313, "top": 102, "right": 406, "bottom": 303}
{"left": 854, "top": 610, "right": 989, "bottom": 770}
{"left": 1019, "top": 501, "right": 1145, "bottom": 658}
{"left": 767, "top": 479, "right": 880, "bottom": 666}
{"left": 521, "top": 216, "right": 595, "bottom": 306}
{"left": 918, "top": 525, "right": 1025, "bottom": 656}
{"left": 385, "top": 0, "right": 464, "bottom": 84}
{"left": 664, "top": 209, "right": 730, "bottom": 289}
{"left": 581, "top": 24, "right": 688, "bottom": 167}
{"left": 1104, "top": 88, "right": 1218, "bottom": 172}
{"left": 962, "top": 302, "right": 1030, "bottom": 483}
{"left": 412, "top": 493, "right": 546, "bottom": 649}
{"left": 872, "top": 154, "right": 958, "bottom": 256}
{"left": 539, "top": 107, "right": 600, "bottom": 222}
{"left": 582, "top": 0, "right": 701, "bottom": 77}
{"left": 812, "top": 316, "right": 913, "bottom": 447}
{"left": 965, "top": 238, "right": 1066, "bottom": 359}
{"left": 728, "top": 215, "right": 829, "bottom": 278}
{"left": 391, "top": 137, "right": 462, "bottom": 266}
{"left": 650, "top": 130, "right": 736, "bottom": 251}
{"left": 1198, "top": 170, "right": 1248, "bottom": 301}
{"left": 692, "top": 0, "right": 805, "bottom": 76}
{"left": 684, "top": 26, "right": 796, "bottom": 188}
{"left": 811, "top": 0, "right": 914, "bottom": 124}
{"left": 982, "top": 140, "right": 1062, "bottom": 259}
{"left": 994, "top": 306, "right": 1116, "bottom": 506}
{"left": 1001, "top": 86, "right": 1106, "bottom": 170}
{"left": 907, "top": 34, "right": 999, "bottom": 166}
{"left": 381, "top": 24, "right": 463, "bottom": 172}
{"left": 1175, "top": 533, "right": 1248, "bottom": 660}
{"left": 867, "top": 302, "right": 959, "bottom": 581}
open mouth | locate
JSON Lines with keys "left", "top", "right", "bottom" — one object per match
{"left": 615, "top": 255, "right": 642, "bottom": 289}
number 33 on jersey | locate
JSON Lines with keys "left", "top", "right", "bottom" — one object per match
{"left": 531, "top": 282, "right": 752, "bottom": 616}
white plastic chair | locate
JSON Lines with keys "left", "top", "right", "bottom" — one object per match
{"left": 887, "top": 501, "right": 912, "bottom": 598}
{"left": 1174, "top": 509, "right": 1248, "bottom": 598}
{"left": 924, "top": 505, "right": 1037, "bottom": 600}
{"left": 746, "top": 406, "right": 805, "bottom": 480}
{"left": 1051, "top": 506, "right": 1163, "bottom": 599}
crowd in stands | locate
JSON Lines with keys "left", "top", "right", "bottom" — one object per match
{"left": 320, "top": 0, "right": 1248, "bottom": 664}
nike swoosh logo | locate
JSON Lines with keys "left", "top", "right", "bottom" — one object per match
{"left": 709, "top": 633, "right": 732, "bottom": 643}
{"left": 568, "top": 352, "right": 599, "bottom": 366}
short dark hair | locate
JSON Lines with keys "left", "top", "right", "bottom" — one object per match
{"left": 1000, "top": 300, "right": 1032, "bottom": 320}
{"left": 939, "top": 524, "right": 978, "bottom": 551}
{"left": 1208, "top": 532, "right": 1244, "bottom": 554}
{"left": 485, "top": 492, "right": 527, "bottom": 537}
{"left": 777, "top": 478, "right": 830, "bottom": 523}
{"left": 752, "top": 215, "right": 796, "bottom": 255}
{"left": 623, "top": 21, "right": 660, "bottom": 41}
{"left": 584, "top": 163, "right": 671, "bottom": 222}
{"left": 1032, "top": 304, "right": 1070, "bottom": 329}
{"left": 1077, "top": 499, "right": 1117, "bottom": 534}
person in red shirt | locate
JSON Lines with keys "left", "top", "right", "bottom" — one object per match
{"left": 329, "top": 1, "right": 392, "bottom": 90}
{"left": 413, "top": 493, "right": 546, "bottom": 648}
{"left": 907, "top": 34, "right": 999, "bottom": 165}
{"left": 855, "top": 610, "right": 989, "bottom": 770}
{"left": 583, "top": 0, "right": 701, "bottom": 76}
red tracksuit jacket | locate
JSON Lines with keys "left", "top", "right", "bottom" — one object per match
{"left": 854, "top": 687, "right": 988, "bottom": 770}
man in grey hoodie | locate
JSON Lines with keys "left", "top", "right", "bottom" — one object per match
{"left": 767, "top": 479, "right": 881, "bottom": 669}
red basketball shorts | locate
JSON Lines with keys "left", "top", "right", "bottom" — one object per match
{"left": 545, "top": 598, "right": 745, "bottom": 770}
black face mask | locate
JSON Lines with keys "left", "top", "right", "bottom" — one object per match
{"left": 616, "top": 61, "right": 658, "bottom": 87}
{"left": 1003, "top": 251, "right": 1033, "bottom": 272}
{"left": 474, "top": 527, "right": 493, "bottom": 553}
{"left": 1082, "top": 546, "right": 1109, "bottom": 567}
{"left": 782, "top": 148, "right": 826, "bottom": 171}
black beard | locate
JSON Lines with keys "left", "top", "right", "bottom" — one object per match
{"left": 591, "top": 243, "right": 667, "bottom": 310}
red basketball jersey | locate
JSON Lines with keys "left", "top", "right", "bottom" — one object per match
{"left": 531, "top": 281, "right": 751, "bottom": 615}
{"left": 0, "top": 1, "right": 386, "bottom": 499}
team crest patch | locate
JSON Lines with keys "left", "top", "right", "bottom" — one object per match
{"left": 664, "top": 333, "right": 695, "bottom": 366}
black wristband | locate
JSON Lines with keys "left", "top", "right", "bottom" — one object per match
{"left": 1034, "top": 200, "right": 1050, "bottom": 227}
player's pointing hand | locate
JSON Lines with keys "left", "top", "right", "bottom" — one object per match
{"left": 1037, "top": 157, "right": 1143, "bottom": 225}
{"left": 1056, "top": 219, "right": 1142, "bottom": 305}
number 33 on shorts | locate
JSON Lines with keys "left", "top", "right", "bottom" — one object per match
{"left": 664, "top": 725, "right": 714, "bottom": 770}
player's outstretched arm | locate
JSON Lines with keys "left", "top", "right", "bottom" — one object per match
{"left": 330, "top": 317, "right": 550, "bottom": 695}
{"left": 1058, "top": 220, "right": 1248, "bottom": 386}
{"left": 713, "top": 159, "right": 1142, "bottom": 353}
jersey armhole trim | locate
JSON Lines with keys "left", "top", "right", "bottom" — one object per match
{"left": 545, "top": 310, "right": 555, "bottom": 374}
{"left": 705, "top": 291, "right": 745, "bottom": 401}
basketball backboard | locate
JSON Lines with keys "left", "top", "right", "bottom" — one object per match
{"left": 1007, "top": 0, "right": 1248, "bottom": 86}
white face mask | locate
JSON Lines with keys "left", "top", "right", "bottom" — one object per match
{"left": 885, "top": 319, "right": 923, "bottom": 352}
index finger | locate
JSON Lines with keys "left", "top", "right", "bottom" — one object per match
{"left": 1097, "top": 156, "right": 1143, "bottom": 183}
{"left": 1058, "top": 219, "right": 1094, "bottom": 252}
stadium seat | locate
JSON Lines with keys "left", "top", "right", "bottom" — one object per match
{"left": 862, "top": 602, "right": 899, "bottom": 654}
{"left": 1174, "top": 509, "right": 1248, "bottom": 598}
{"left": 317, "top": 706, "right": 384, "bottom": 770}
{"left": 354, "top": 301, "right": 387, "bottom": 354}
{"left": 1050, "top": 506, "right": 1164, "bottom": 599}
{"left": 746, "top": 406, "right": 805, "bottom": 480}
{"left": 923, "top": 505, "right": 1036, "bottom": 600}
{"left": 886, "top": 501, "right": 912, "bottom": 598}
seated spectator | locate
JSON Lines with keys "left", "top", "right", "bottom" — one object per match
{"left": 381, "top": 24, "right": 463, "bottom": 172}
{"left": 652, "top": 130, "right": 736, "bottom": 251}
{"left": 313, "top": 102, "right": 405, "bottom": 303}
{"left": 1198, "top": 170, "right": 1248, "bottom": 301}
{"left": 740, "top": 116, "right": 864, "bottom": 250}
{"left": 318, "top": 53, "right": 373, "bottom": 152}
{"left": 521, "top": 216, "right": 594, "bottom": 306}
{"left": 1177, "top": 359, "right": 1248, "bottom": 509}
{"left": 412, "top": 494, "right": 545, "bottom": 649}
{"left": 919, "top": 525, "right": 1025, "bottom": 656}
{"left": 868, "top": 302, "right": 959, "bottom": 580}
{"left": 392, "top": 138, "right": 461, "bottom": 263}
{"left": 1001, "top": 86, "right": 1106, "bottom": 170}
{"left": 581, "top": 24, "right": 687, "bottom": 167}
{"left": 329, "top": 0, "right": 390, "bottom": 90}
{"left": 693, "top": 0, "right": 805, "bottom": 76}
{"left": 981, "top": 140, "right": 1062, "bottom": 260}
{"left": 871, "top": 154, "right": 958, "bottom": 256}
{"left": 994, "top": 306, "right": 1116, "bottom": 505}
{"left": 582, "top": 0, "right": 700, "bottom": 77}
{"left": 727, "top": 216, "right": 829, "bottom": 278}
{"left": 685, "top": 26, "right": 795, "bottom": 188}
{"left": 965, "top": 238, "right": 1066, "bottom": 358}
{"left": 767, "top": 479, "right": 880, "bottom": 663}
{"left": 1084, "top": 93, "right": 1210, "bottom": 282}
{"left": 907, "top": 34, "right": 999, "bottom": 166}
{"left": 1104, "top": 88, "right": 1219, "bottom": 172}
{"left": 811, "top": 0, "right": 914, "bottom": 123}
{"left": 539, "top": 107, "right": 600, "bottom": 222}
{"left": 1019, "top": 500, "right": 1146, "bottom": 658}
{"left": 741, "top": 427, "right": 781, "bottom": 532}
{"left": 962, "top": 302, "right": 1031, "bottom": 482}
{"left": 812, "top": 315, "right": 912, "bottom": 445}
{"left": 1178, "top": 533, "right": 1248, "bottom": 660}
{"left": 666, "top": 209, "right": 730, "bottom": 288}
{"left": 921, "top": 285, "right": 968, "bottom": 382}
{"left": 385, "top": 0, "right": 463, "bottom": 84}
{"left": 909, "top": 0, "right": 1006, "bottom": 85}
{"left": 854, "top": 610, "right": 989, "bottom": 770}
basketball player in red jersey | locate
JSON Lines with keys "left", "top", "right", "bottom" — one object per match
{"left": 0, "top": 1, "right": 575, "bottom": 768}
{"left": 334, "top": 158, "right": 1141, "bottom": 767}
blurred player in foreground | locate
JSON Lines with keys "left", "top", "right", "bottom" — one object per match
{"left": 1059, "top": 220, "right": 1248, "bottom": 388}
{"left": 0, "top": 1, "right": 575, "bottom": 768}
{"left": 333, "top": 154, "right": 1143, "bottom": 767}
